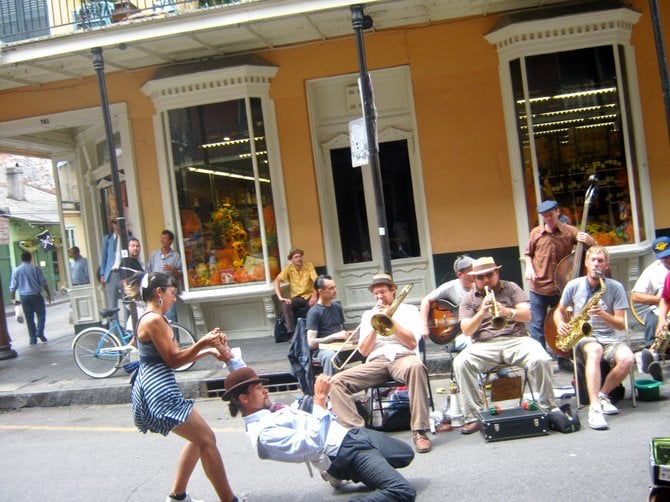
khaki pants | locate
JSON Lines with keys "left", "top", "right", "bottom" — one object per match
{"left": 453, "top": 336, "right": 556, "bottom": 423}
{"left": 329, "top": 354, "right": 430, "bottom": 432}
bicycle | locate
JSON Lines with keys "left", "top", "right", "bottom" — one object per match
{"left": 72, "top": 306, "right": 197, "bottom": 378}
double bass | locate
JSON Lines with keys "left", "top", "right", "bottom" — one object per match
{"left": 544, "top": 175, "right": 598, "bottom": 357}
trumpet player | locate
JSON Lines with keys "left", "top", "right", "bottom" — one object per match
{"left": 329, "top": 274, "right": 433, "bottom": 454}
{"left": 454, "top": 257, "right": 557, "bottom": 435}
{"left": 553, "top": 246, "right": 632, "bottom": 430}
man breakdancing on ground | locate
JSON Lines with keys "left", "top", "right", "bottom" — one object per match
{"left": 223, "top": 367, "right": 416, "bottom": 501}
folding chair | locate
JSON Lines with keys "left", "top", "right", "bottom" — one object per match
{"left": 480, "top": 365, "right": 535, "bottom": 410}
{"left": 365, "top": 338, "right": 435, "bottom": 429}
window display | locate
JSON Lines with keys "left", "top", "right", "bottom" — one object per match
{"left": 168, "top": 97, "right": 280, "bottom": 290}
{"left": 511, "top": 46, "right": 645, "bottom": 245}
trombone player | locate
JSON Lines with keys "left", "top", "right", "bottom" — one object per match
{"left": 329, "top": 274, "right": 433, "bottom": 454}
{"left": 454, "top": 257, "right": 557, "bottom": 435}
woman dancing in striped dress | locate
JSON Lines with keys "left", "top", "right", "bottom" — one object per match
{"left": 130, "top": 271, "right": 239, "bottom": 502}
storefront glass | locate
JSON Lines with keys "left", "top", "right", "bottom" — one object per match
{"left": 511, "top": 46, "right": 645, "bottom": 245}
{"left": 168, "top": 97, "right": 280, "bottom": 290}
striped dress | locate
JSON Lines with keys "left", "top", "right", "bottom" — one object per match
{"left": 131, "top": 315, "right": 194, "bottom": 436}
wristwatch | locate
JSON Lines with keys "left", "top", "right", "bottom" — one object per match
{"left": 507, "top": 308, "right": 516, "bottom": 320}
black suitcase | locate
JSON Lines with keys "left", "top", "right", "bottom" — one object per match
{"left": 478, "top": 407, "right": 549, "bottom": 442}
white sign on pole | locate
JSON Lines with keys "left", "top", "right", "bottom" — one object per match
{"left": 349, "top": 117, "right": 368, "bottom": 167}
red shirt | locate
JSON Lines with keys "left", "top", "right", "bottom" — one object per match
{"left": 662, "top": 272, "right": 670, "bottom": 304}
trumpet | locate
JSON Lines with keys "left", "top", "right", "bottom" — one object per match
{"left": 484, "top": 286, "right": 507, "bottom": 330}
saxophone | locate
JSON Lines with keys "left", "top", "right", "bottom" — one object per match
{"left": 556, "top": 275, "right": 606, "bottom": 352}
{"left": 650, "top": 318, "right": 670, "bottom": 355}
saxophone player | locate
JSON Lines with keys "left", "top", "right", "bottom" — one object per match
{"left": 553, "top": 246, "right": 633, "bottom": 430}
{"left": 329, "top": 274, "right": 433, "bottom": 454}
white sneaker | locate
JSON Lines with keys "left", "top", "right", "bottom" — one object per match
{"left": 165, "top": 494, "right": 203, "bottom": 502}
{"left": 598, "top": 393, "right": 619, "bottom": 415}
{"left": 588, "top": 406, "right": 608, "bottom": 430}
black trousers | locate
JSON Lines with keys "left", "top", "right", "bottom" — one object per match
{"left": 328, "top": 427, "right": 416, "bottom": 502}
{"left": 281, "top": 296, "right": 310, "bottom": 333}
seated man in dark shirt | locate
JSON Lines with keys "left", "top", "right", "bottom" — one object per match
{"left": 306, "top": 275, "right": 349, "bottom": 376}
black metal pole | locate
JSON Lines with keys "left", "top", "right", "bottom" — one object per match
{"left": 0, "top": 272, "right": 18, "bottom": 360}
{"left": 91, "top": 47, "right": 128, "bottom": 254}
{"left": 351, "top": 5, "right": 392, "bottom": 275}
{"left": 649, "top": 0, "right": 670, "bottom": 144}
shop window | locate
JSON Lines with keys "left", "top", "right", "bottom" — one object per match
{"left": 168, "top": 97, "right": 279, "bottom": 289}
{"left": 510, "top": 45, "right": 644, "bottom": 246}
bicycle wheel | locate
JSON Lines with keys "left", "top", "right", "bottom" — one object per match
{"left": 630, "top": 295, "right": 653, "bottom": 326}
{"left": 72, "top": 327, "right": 123, "bottom": 378}
{"left": 172, "top": 323, "right": 197, "bottom": 372}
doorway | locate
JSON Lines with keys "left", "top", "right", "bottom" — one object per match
{"left": 308, "top": 67, "right": 433, "bottom": 323}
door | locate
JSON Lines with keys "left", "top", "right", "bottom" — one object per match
{"left": 53, "top": 156, "right": 98, "bottom": 324}
{"left": 308, "top": 67, "right": 433, "bottom": 324}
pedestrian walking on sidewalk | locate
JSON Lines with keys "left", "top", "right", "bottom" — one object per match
{"left": 9, "top": 251, "right": 52, "bottom": 345}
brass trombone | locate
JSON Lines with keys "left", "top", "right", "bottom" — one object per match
{"left": 331, "top": 283, "right": 414, "bottom": 370}
{"left": 370, "top": 284, "right": 414, "bottom": 336}
{"left": 484, "top": 286, "right": 507, "bottom": 330}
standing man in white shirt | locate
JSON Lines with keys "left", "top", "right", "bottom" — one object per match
{"left": 147, "top": 229, "right": 182, "bottom": 321}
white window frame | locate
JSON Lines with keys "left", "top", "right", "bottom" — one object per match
{"left": 142, "top": 64, "right": 289, "bottom": 302}
{"left": 485, "top": 5, "right": 655, "bottom": 262}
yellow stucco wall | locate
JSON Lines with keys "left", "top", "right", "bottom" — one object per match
{"left": 631, "top": 0, "right": 670, "bottom": 230}
{"left": 0, "top": 0, "right": 668, "bottom": 267}
{"left": 261, "top": 15, "right": 518, "bottom": 260}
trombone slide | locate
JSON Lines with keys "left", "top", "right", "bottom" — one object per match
{"left": 330, "top": 325, "right": 361, "bottom": 371}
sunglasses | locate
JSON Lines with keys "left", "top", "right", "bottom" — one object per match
{"left": 474, "top": 272, "right": 495, "bottom": 281}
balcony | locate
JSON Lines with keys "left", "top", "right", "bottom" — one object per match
{"left": 0, "top": 0, "right": 260, "bottom": 42}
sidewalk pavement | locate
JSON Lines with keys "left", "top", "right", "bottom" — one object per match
{"left": 0, "top": 301, "right": 647, "bottom": 410}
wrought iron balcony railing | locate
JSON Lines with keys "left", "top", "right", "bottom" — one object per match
{"left": 0, "top": 0, "right": 260, "bottom": 44}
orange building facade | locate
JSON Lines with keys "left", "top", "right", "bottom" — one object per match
{"left": 0, "top": 0, "right": 668, "bottom": 338}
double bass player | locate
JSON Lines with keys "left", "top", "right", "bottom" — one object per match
{"left": 523, "top": 200, "right": 596, "bottom": 370}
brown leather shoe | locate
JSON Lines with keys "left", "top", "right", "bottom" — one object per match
{"left": 436, "top": 420, "right": 454, "bottom": 433}
{"left": 460, "top": 420, "right": 482, "bottom": 435}
{"left": 413, "top": 430, "right": 432, "bottom": 453}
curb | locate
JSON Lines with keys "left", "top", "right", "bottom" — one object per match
{"left": 0, "top": 379, "right": 207, "bottom": 410}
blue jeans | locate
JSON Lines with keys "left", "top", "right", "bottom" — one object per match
{"left": 644, "top": 310, "right": 659, "bottom": 348}
{"left": 21, "top": 294, "right": 46, "bottom": 343}
{"left": 328, "top": 427, "right": 416, "bottom": 502}
{"left": 529, "top": 291, "right": 560, "bottom": 350}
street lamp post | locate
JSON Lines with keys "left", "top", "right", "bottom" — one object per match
{"left": 91, "top": 47, "right": 128, "bottom": 254}
{"left": 649, "top": 0, "right": 670, "bottom": 144}
{"left": 351, "top": 4, "right": 392, "bottom": 275}
{"left": 0, "top": 274, "right": 18, "bottom": 360}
